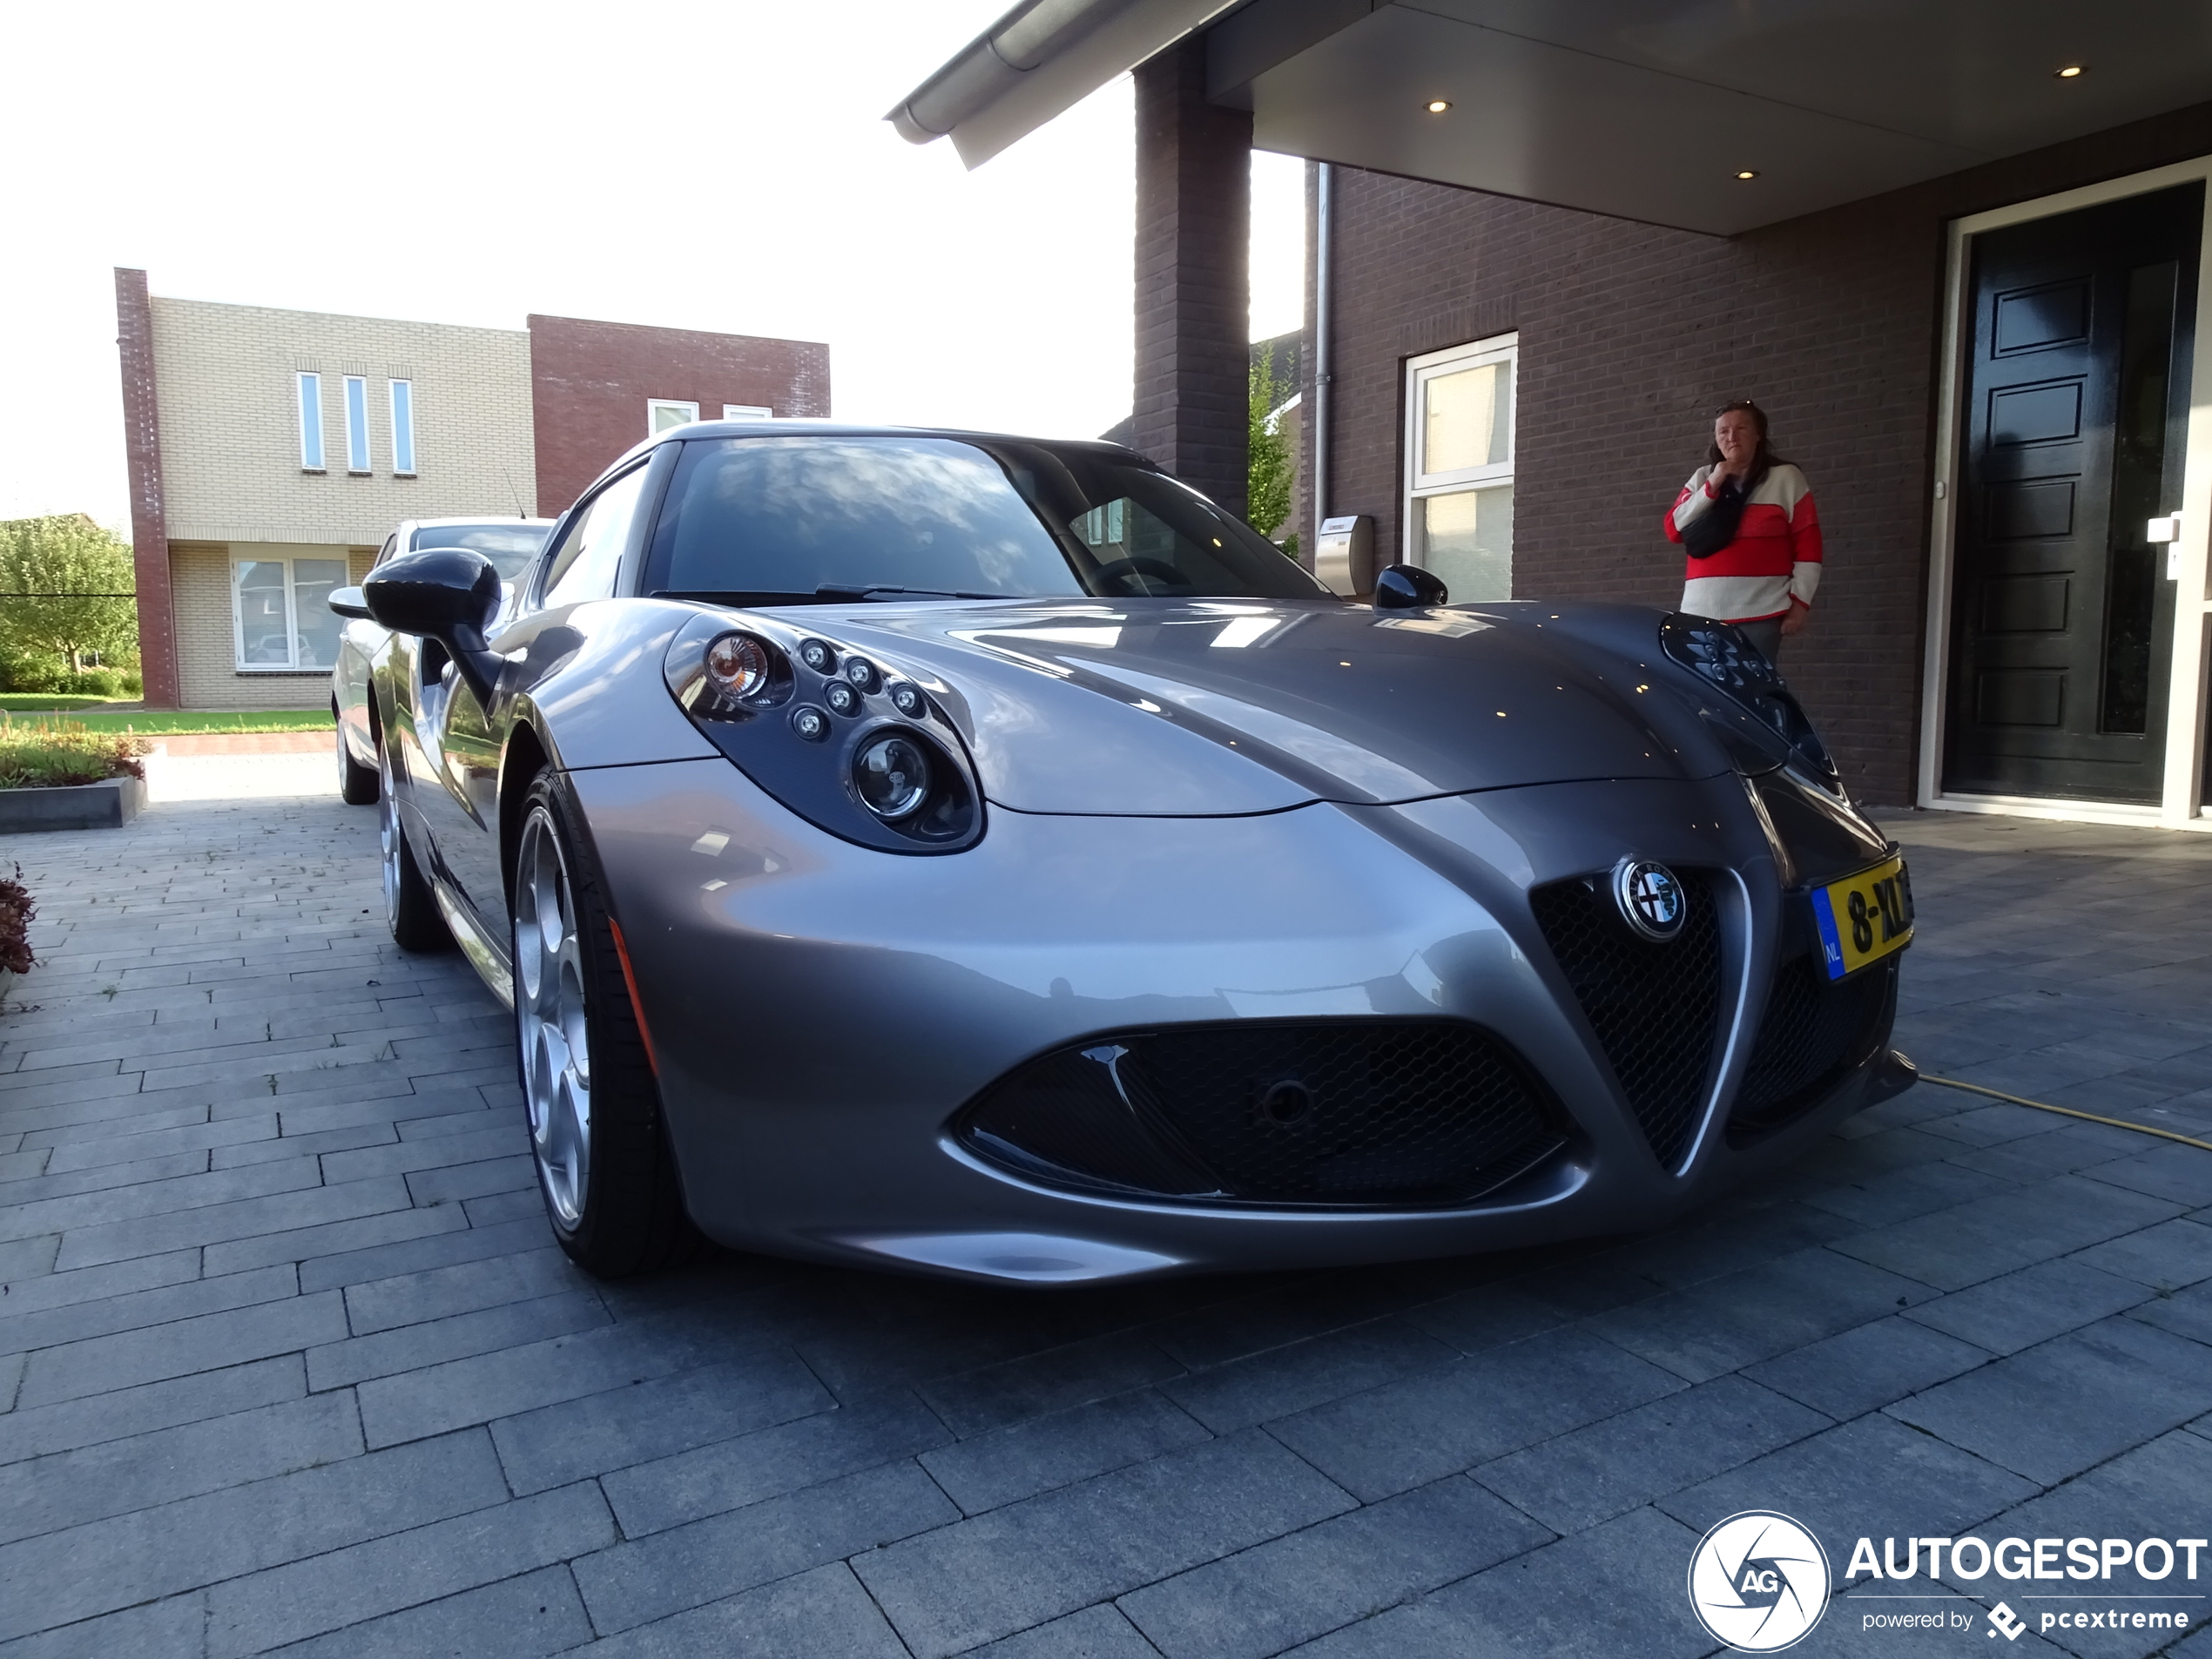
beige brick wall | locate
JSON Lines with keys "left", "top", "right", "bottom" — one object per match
{"left": 172, "top": 543, "right": 375, "bottom": 711}
{"left": 151, "top": 297, "right": 537, "bottom": 547}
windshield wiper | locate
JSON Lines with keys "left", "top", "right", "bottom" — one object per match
{"left": 814, "top": 583, "right": 1009, "bottom": 601}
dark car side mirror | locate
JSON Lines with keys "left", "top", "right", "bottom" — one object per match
{"left": 327, "top": 586, "right": 372, "bottom": 620}
{"left": 1372, "top": 563, "right": 1448, "bottom": 609}
{"left": 362, "top": 548, "right": 505, "bottom": 705}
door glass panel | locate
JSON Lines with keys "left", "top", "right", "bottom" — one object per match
{"left": 292, "top": 559, "right": 347, "bottom": 669}
{"left": 543, "top": 465, "right": 650, "bottom": 607}
{"left": 236, "top": 561, "right": 290, "bottom": 664}
{"left": 1423, "top": 362, "right": 1510, "bottom": 475}
{"left": 2101, "top": 260, "right": 2178, "bottom": 734}
{"left": 1416, "top": 484, "right": 1513, "bottom": 601}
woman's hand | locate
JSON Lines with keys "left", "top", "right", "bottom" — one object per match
{"left": 1780, "top": 600, "right": 1811, "bottom": 637}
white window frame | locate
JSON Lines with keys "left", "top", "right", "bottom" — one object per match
{"left": 230, "top": 556, "right": 349, "bottom": 672}
{"left": 389, "top": 379, "right": 416, "bottom": 475}
{"left": 297, "top": 372, "right": 325, "bottom": 471}
{"left": 1402, "top": 332, "right": 1518, "bottom": 567}
{"left": 723, "top": 403, "right": 772, "bottom": 420}
{"left": 647, "top": 399, "right": 699, "bottom": 435}
{"left": 344, "top": 376, "right": 371, "bottom": 474}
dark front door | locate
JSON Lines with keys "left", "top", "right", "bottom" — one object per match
{"left": 1943, "top": 183, "right": 2199, "bottom": 803}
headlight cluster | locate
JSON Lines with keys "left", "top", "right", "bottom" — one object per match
{"left": 1658, "top": 614, "right": 1838, "bottom": 786}
{"left": 663, "top": 611, "right": 981, "bottom": 852}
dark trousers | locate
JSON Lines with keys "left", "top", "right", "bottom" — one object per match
{"left": 1734, "top": 616, "right": 1783, "bottom": 664}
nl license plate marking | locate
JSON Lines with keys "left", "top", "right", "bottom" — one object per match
{"left": 1812, "top": 855, "right": 1913, "bottom": 981}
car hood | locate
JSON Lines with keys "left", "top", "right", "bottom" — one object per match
{"left": 828, "top": 598, "right": 1713, "bottom": 816}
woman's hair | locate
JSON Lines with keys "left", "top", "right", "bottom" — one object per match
{"left": 1705, "top": 399, "right": 1785, "bottom": 491}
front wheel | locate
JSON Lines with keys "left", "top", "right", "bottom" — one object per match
{"left": 512, "top": 771, "right": 692, "bottom": 1277}
{"left": 379, "top": 735, "right": 450, "bottom": 951}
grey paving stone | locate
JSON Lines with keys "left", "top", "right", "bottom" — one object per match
{"left": 854, "top": 1428, "right": 1357, "bottom": 1659}
{"left": 465, "top": 1188, "right": 545, "bottom": 1226}
{"left": 0, "top": 1157, "right": 326, "bottom": 1250}
{"left": 1831, "top": 1174, "right": 2186, "bottom": 1292}
{"left": 0, "top": 1593, "right": 207, "bottom": 1659}
{"left": 1157, "top": 1317, "right": 1456, "bottom": 1434}
{"left": 569, "top": 1561, "right": 910, "bottom": 1659}
{"left": 1268, "top": 1325, "right": 1688, "bottom": 1502}
{"left": 492, "top": 1348, "right": 833, "bottom": 1496}
{"left": 1901, "top": 1257, "right": 2154, "bottom": 1355}
{"left": 1797, "top": 1157, "right": 2015, "bottom": 1227}
{"left": 16, "top": 1286, "right": 343, "bottom": 1409}
{"left": 0, "top": 1260, "right": 296, "bottom": 1359}
{"left": 341, "top": 1243, "right": 584, "bottom": 1335}
{"left": 0, "top": 1354, "right": 305, "bottom": 1465}
{"left": 1474, "top": 1374, "right": 1832, "bottom": 1533}
{"left": 308, "top": 1288, "right": 610, "bottom": 1391}
{"left": 0, "top": 1236, "right": 61, "bottom": 1284}
{"left": 608, "top": 1389, "right": 953, "bottom": 1535}
{"left": 0, "top": 1391, "right": 362, "bottom": 1546}
{"left": 54, "top": 1174, "right": 416, "bottom": 1271}
{"left": 1887, "top": 1314, "right": 2212, "bottom": 1484}
{"left": 921, "top": 1387, "right": 1213, "bottom": 1518}
{"left": 918, "top": 1330, "right": 1187, "bottom": 1438}
{"left": 201, "top": 1199, "right": 468, "bottom": 1277}
{"left": 317, "top": 1121, "right": 528, "bottom": 1184}
{"left": 299, "top": 1215, "right": 548, "bottom": 1294}
{"left": 1119, "top": 1475, "right": 1549, "bottom": 1659}
{"left": 0, "top": 1251, "right": 196, "bottom": 1325}
{"left": 1658, "top": 1413, "right": 2038, "bottom": 1547}
{"left": 205, "top": 1480, "right": 614, "bottom": 1656}
{"left": 576, "top": 1459, "right": 960, "bottom": 1635}
{"left": 259, "top": 1562, "right": 590, "bottom": 1659}
{"left": 1586, "top": 1245, "right": 1940, "bottom": 1383}
{"left": 963, "top": 1602, "right": 1163, "bottom": 1659}
{"left": 1742, "top": 1316, "right": 1992, "bottom": 1421}
{"left": 0, "top": 1427, "right": 508, "bottom": 1643}
{"left": 1397, "top": 1281, "right": 1574, "bottom": 1355}
{"left": 2072, "top": 1217, "right": 2212, "bottom": 1290}
{"left": 0, "top": 1352, "right": 20, "bottom": 1413}
{"left": 2080, "top": 1143, "right": 2212, "bottom": 1208}
{"left": 2129, "top": 1277, "right": 2212, "bottom": 1346}
{"left": 216, "top": 1121, "right": 395, "bottom": 1169}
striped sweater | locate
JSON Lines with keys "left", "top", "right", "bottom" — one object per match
{"left": 1663, "top": 462, "right": 1823, "bottom": 624}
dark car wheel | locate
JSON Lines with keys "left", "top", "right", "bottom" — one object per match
{"left": 336, "top": 700, "right": 378, "bottom": 805}
{"left": 512, "top": 771, "right": 693, "bottom": 1277}
{"left": 379, "top": 735, "right": 451, "bottom": 951}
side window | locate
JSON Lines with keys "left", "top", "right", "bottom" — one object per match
{"left": 372, "top": 533, "right": 398, "bottom": 569}
{"left": 542, "top": 466, "right": 650, "bottom": 608}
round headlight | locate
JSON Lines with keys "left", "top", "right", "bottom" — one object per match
{"left": 791, "top": 705, "right": 831, "bottom": 742}
{"left": 825, "top": 680, "right": 860, "bottom": 717}
{"left": 853, "top": 732, "right": 933, "bottom": 820}
{"left": 843, "top": 657, "right": 881, "bottom": 694}
{"left": 799, "top": 638, "right": 836, "bottom": 674}
{"left": 888, "top": 682, "right": 925, "bottom": 718}
{"left": 705, "top": 633, "right": 772, "bottom": 700}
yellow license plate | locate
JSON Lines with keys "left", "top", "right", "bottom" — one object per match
{"left": 1812, "top": 855, "right": 1914, "bottom": 980}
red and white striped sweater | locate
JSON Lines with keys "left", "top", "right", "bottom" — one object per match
{"left": 1662, "top": 462, "right": 1823, "bottom": 624}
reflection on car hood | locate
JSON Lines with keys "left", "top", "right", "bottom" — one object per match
{"left": 831, "top": 598, "right": 1708, "bottom": 816}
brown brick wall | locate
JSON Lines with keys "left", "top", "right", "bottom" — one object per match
{"left": 527, "top": 315, "right": 832, "bottom": 516}
{"left": 1298, "top": 101, "right": 2212, "bottom": 806}
{"left": 115, "top": 268, "right": 179, "bottom": 709}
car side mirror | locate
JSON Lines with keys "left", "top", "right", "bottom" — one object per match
{"left": 362, "top": 547, "right": 504, "bottom": 705}
{"left": 327, "top": 586, "right": 372, "bottom": 621}
{"left": 1372, "top": 563, "right": 1448, "bottom": 609}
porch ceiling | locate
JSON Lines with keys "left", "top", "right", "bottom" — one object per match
{"left": 1210, "top": 0, "right": 2212, "bottom": 233}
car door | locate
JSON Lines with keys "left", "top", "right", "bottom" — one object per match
{"left": 417, "top": 463, "right": 656, "bottom": 949}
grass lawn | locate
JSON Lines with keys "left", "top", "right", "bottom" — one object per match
{"left": 0, "top": 708, "right": 333, "bottom": 735}
{"left": 0, "top": 694, "right": 132, "bottom": 711}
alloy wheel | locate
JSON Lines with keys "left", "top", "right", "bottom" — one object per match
{"left": 377, "top": 745, "right": 401, "bottom": 930}
{"left": 515, "top": 807, "right": 592, "bottom": 1230}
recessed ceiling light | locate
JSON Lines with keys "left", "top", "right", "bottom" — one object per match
{"left": 1735, "top": 169, "right": 1759, "bottom": 180}
{"left": 1425, "top": 98, "right": 1451, "bottom": 114}
{"left": 2055, "top": 64, "right": 2085, "bottom": 78}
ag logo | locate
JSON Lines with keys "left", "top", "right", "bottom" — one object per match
{"left": 1613, "top": 859, "right": 1686, "bottom": 942}
{"left": 1687, "top": 1510, "right": 1831, "bottom": 1651}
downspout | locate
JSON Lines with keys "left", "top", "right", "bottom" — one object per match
{"left": 1312, "top": 162, "right": 1333, "bottom": 550}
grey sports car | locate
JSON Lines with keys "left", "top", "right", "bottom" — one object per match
{"left": 332, "top": 420, "right": 1916, "bottom": 1285}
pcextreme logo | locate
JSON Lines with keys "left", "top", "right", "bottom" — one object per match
{"left": 1689, "top": 1511, "right": 1832, "bottom": 1651}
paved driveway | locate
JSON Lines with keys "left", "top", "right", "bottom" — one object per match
{"left": 3, "top": 786, "right": 2210, "bottom": 1658}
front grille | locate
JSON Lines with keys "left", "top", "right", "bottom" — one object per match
{"left": 958, "top": 1020, "right": 1568, "bottom": 1207}
{"left": 1528, "top": 871, "right": 1723, "bottom": 1171}
{"left": 1728, "top": 954, "right": 1895, "bottom": 1143}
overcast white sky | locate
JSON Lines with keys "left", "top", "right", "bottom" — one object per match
{"left": 0, "top": 0, "right": 1305, "bottom": 532}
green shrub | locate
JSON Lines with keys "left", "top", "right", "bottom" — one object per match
{"left": 0, "top": 719, "right": 150, "bottom": 789}
{"left": 121, "top": 671, "right": 143, "bottom": 696}
{"left": 73, "top": 668, "right": 121, "bottom": 697}
{"left": 0, "top": 864, "right": 31, "bottom": 976}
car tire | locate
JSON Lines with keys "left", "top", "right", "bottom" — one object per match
{"left": 336, "top": 700, "right": 378, "bottom": 805}
{"left": 511, "top": 770, "right": 695, "bottom": 1278}
{"left": 379, "top": 732, "right": 451, "bottom": 952}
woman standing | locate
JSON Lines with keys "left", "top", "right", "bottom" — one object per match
{"left": 1663, "top": 401, "right": 1821, "bottom": 663}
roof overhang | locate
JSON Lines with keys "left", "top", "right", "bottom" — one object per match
{"left": 893, "top": 0, "right": 2212, "bottom": 234}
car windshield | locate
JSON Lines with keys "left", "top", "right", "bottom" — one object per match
{"left": 642, "top": 435, "right": 1327, "bottom": 603}
{"left": 410, "top": 523, "right": 550, "bottom": 578}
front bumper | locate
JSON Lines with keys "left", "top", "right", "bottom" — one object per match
{"left": 573, "top": 759, "right": 1907, "bottom": 1284}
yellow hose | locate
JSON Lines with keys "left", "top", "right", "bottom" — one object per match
{"left": 1920, "top": 1074, "right": 2212, "bottom": 1154}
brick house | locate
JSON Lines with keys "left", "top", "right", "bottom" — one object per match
{"left": 115, "top": 271, "right": 828, "bottom": 711}
{"left": 892, "top": 5, "right": 2212, "bottom": 832}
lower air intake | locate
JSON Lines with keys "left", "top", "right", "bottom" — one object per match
{"left": 958, "top": 1020, "right": 1568, "bottom": 1208}
{"left": 1728, "top": 954, "right": 1896, "bottom": 1143}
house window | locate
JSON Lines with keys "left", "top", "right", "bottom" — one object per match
{"left": 1404, "top": 333, "right": 1516, "bottom": 601}
{"left": 344, "top": 376, "right": 371, "bottom": 474}
{"left": 389, "top": 380, "right": 415, "bottom": 475}
{"left": 723, "top": 403, "right": 772, "bottom": 420}
{"left": 233, "top": 556, "right": 347, "bottom": 671}
{"left": 298, "top": 373, "right": 325, "bottom": 470}
{"left": 648, "top": 399, "right": 699, "bottom": 435}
